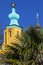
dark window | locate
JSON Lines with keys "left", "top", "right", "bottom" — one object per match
{"left": 5, "top": 32, "right": 7, "bottom": 44}
{"left": 17, "top": 31, "right": 19, "bottom": 37}
{"left": 0, "top": 45, "right": 2, "bottom": 49}
{"left": 9, "top": 31, "right": 12, "bottom": 37}
{"left": 17, "top": 31, "right": 19, "bottom": 34}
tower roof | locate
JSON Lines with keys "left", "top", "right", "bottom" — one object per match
{"left": 8, "top": 3, "right": 20, "bottom": 26}
{"left": 6, "top": 3, "right": 22, "bottom": 29}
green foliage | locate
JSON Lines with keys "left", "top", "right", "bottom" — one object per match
{"left": 4, "top": 27, "right": 43, "bottom": 65}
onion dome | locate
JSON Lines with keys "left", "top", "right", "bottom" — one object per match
{"left": 8, "top": 3, "right": 20, "bottom": 26}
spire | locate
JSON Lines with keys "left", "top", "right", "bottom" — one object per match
{"left": 35, "top": 13, "right": 40, "bottom": 28}
{"left": 8, "top": 3, "right": 20, "bottom": 26}
{"left": 36, "top": 13, "right": 39, "bottom": 24}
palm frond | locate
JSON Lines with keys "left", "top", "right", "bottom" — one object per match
{"left": 6, "top": 59, "right": 23, "bottom": 65}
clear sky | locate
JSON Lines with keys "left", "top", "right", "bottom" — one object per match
{"left": 0, "top": 0, "right": 43, "bottom": 29}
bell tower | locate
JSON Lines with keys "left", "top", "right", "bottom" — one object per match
{"left": 3, "top": 3, "right": 22, "bottom": 48}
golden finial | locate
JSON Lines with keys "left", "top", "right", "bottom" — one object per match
{"left": 12, "top": 3, "right": 16, "bottom": 7}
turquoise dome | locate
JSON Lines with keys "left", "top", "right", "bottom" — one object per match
{"left": 8, "top": 7, "right": 20, "bottom": 26}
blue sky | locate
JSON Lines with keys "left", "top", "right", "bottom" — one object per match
{"left": 0, "top": 0, "right": 43, "bottom": 29}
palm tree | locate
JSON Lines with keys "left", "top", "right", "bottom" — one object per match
{"left": 3, "top": 28, "right": 32, "bottom": 65}
{"left": 5, "top": 32, "right": 31, "bottom": 65}
{"left": 26, "top": 27, "right": 43, "bottom": 65}
{"left": 4, "top": 27, "right": 43, "bottom": 65}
